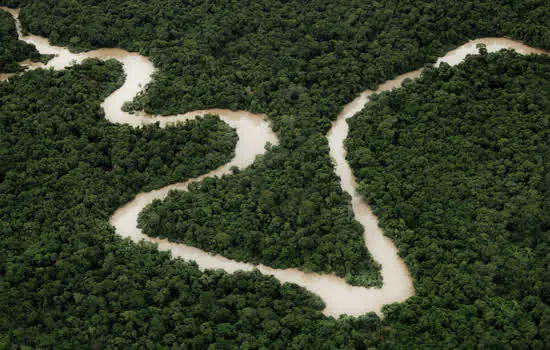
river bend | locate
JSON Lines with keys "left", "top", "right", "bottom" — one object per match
{"left": 2, "top": 6, "right": 549, "bottom": 317}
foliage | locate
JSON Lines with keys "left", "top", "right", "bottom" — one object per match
{"left": 138, "top": 130, "right": 381, "bottom": 286}
{"left": 5, "top": 0, "right": 549, "bottom": 129}
{"left": 0, "top": 8, "right": 48, "bottom": 73}
{"left": 2, "top": 60, "right": 343, "bottom": 348}
{"left": 1, "top": 0, "right": 550, "bottom": 347}
{"left": 0, "top": 60, "right": 386, "bottom": 349}
{"left": 0, "top": 0, "right": 27, "bottom": 7}
{"left": 346, "top": 51, "right": 550, "bottom": 348}
{"left": 5, "top": 0, "right": 549, "bottom": 284}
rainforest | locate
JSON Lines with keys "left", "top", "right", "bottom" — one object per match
{"left": 1, "top": 0, "right": 549, "bottom": 348}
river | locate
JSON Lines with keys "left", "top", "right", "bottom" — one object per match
{"left": 2, "top": 6, "right": 549, "bottom": 317}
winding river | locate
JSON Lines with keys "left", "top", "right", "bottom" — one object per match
{"left": 2, "top": 6, "right": 549, "bottom": 318}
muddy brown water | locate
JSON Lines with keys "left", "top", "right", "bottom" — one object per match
{"left": 3, "top": 6, "right": 548, "bottom": 317}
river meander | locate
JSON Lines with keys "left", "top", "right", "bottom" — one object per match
{"left": 2, "top": 6, "right": 549, "bottom": 317}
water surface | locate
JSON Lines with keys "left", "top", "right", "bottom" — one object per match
{"left": 3, "top": 6, "right": 548, "bottom": 317}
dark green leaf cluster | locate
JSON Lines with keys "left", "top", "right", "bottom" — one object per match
{"left": 138, "top": 130, "right": 382, "bottom": 286}
{"left": 8, "top": 0, "right": 550, "bottom": 129}
{"left": 0, "top": 0, "right": 27, "bottom": 7}
{"left": 346, "top": 51, "right": 550, "bottom": 348}
{"left": 3, "top": 0, "right": 549, "bottom": 295}
{"left": 1, "top": 0, "right": 550, "bottom": 347}
{"left": 0, "top": 59, "right": 384, "bottom": 349}
{"left": 6, "top": 0, "right": 549, "bottom": 285}
{"left": 0, "top": 9, "right": 48, "bottom": 73}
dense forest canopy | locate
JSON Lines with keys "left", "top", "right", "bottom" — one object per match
{"left": 2, "top": 0, "right": 550, "bottom": 286}
{"left": 1, "top": 4, "right": 385, "bottom": 292}
{"left": 0, "top": 9, "right": 48, "bottom": 73}
{"left": 4, "top": 0, "right": 549, "bottom": 130}
{"left": 137, "top": 132, "right": 382, "bottom": 286}
{"left": 3, "top": 0, "right": 548, "bottom": 284}
{"left": 346, "top": 50, "right": 550, "bottom": 348}
{"left": 3, "top": 50, "right": 549, "bottom": 348}
{"left": 1, "top": 0, "right": 550, "bottom": 348}
{"left": 1, "top": 60, "right": 370, "bottom": 348}
{"left": 0, "top": 58, "right": 239, "bottom": 265}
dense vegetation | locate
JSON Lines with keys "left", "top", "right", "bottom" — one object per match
{"left": 4, "top": 49, "right": 549, "bottom": 349}
{"left": 6, "top": 0, "right": 549, "bottom": 128}
{"left": 138, "top": 131, "right": 381, "bottom": 286}
{"left": 2, "top": 0, "right": 387, "bottom": 282}
{"left": 5, "top": 0, "right": 548, "bottom": 282}
{"left": 0, "top": 61, "right": 384, "bottom": 348}
{"left": 346, "top": 50, "right": 550, "bottom": 348}
{"left": 1, "top": 0, "right": 550, "bottom": 347}
{"left": 0, "top": 8, "right": 48, "bottom": 73}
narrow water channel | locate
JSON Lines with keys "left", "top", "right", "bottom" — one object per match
{"left": 3, "top": 6, "right": 548, "bottom": 317}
